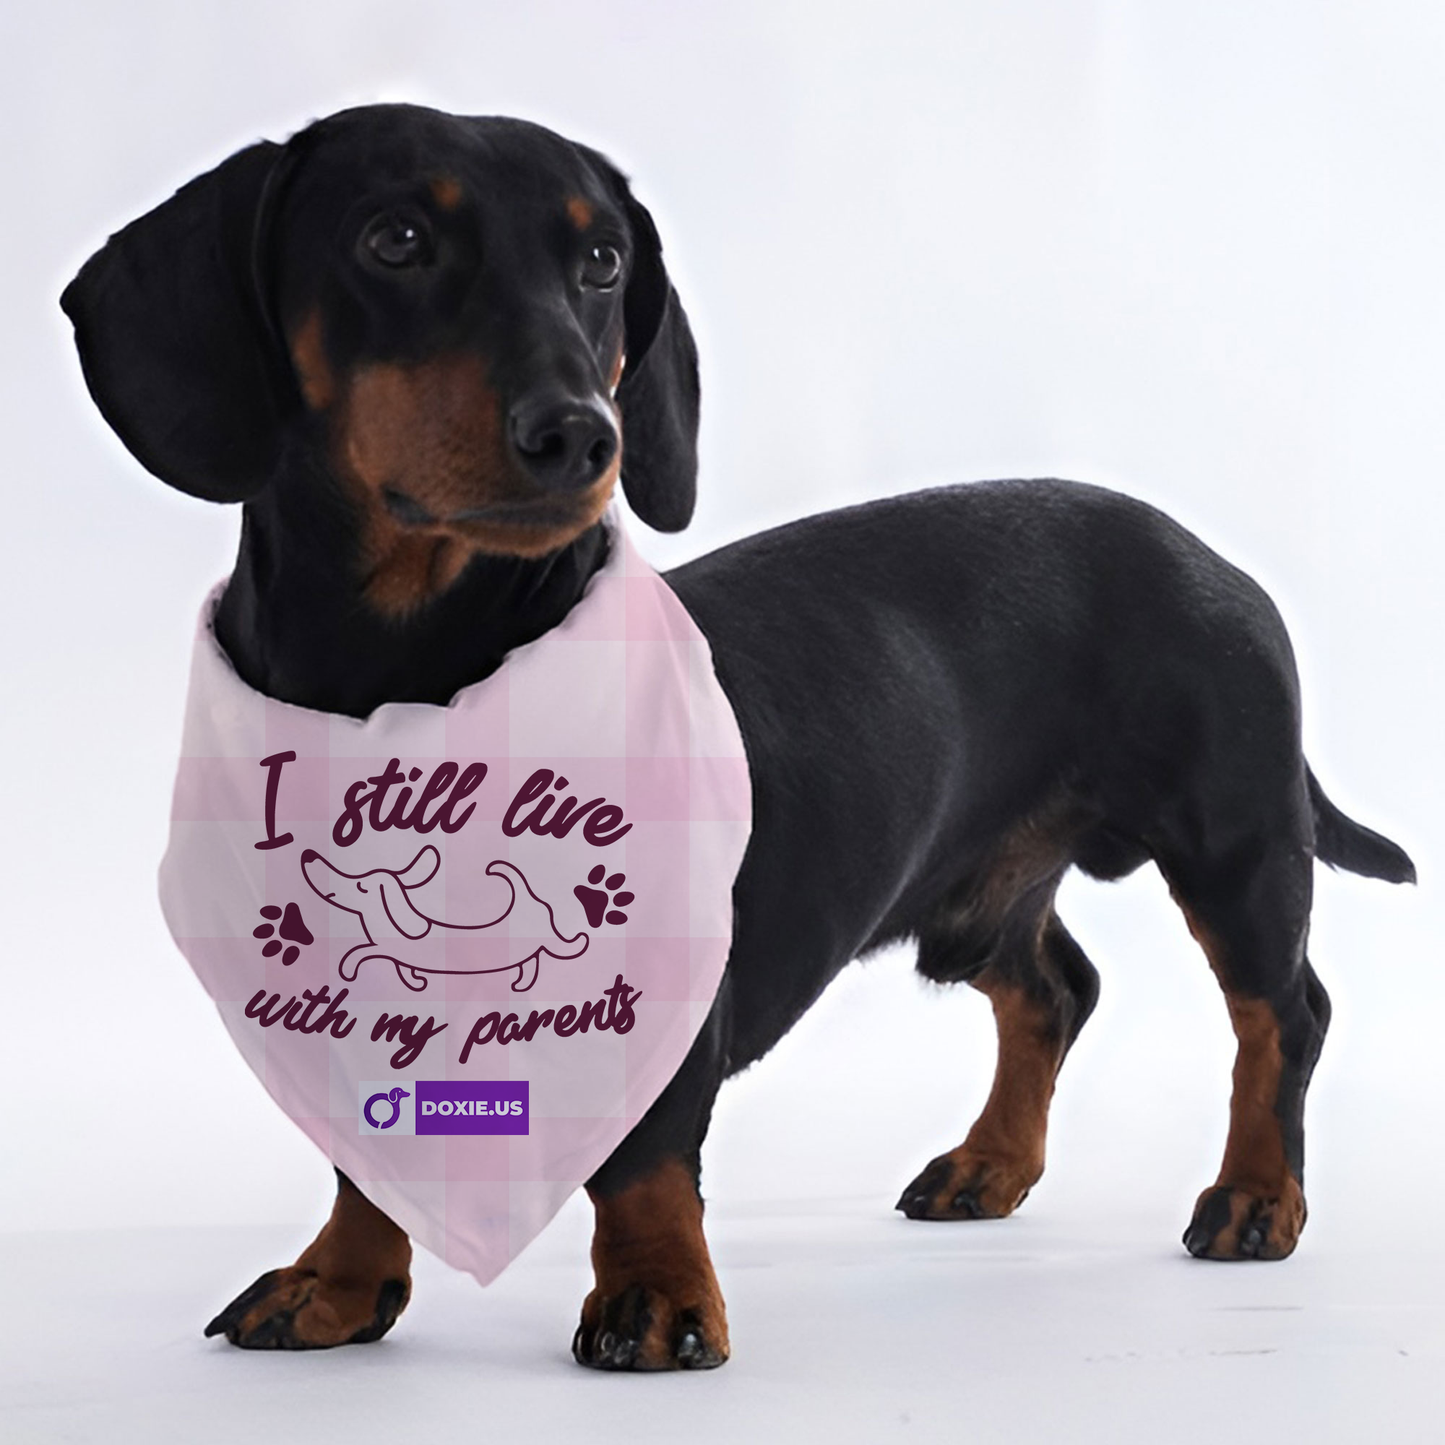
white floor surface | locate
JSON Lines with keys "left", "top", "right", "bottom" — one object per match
{"left": 5, "top": 1192, "right": 1441, "bottom": 1445}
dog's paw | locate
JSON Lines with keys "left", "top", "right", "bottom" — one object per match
{"left": 1183, "top": 1181, "right": 1306, "bottom": 1261}
{"left": 574, "top": 866, "right": 635, "bottom": 928}
{"left": 896, "top": 1146, "right": 1041, "bottom": 1221}
{"left": 203, "top": 1266, "right": 410, "bottom": 1349}
{"left": 572, "top": 1282, "right": 728, "bottom": 1371}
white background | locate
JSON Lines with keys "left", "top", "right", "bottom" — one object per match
{"left": 2, "top": 2, "right": 1441, "bottom": 1439}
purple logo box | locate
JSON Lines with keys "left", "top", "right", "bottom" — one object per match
{"left": 416, "top": 1080, "right": 529, "bottom": 1135}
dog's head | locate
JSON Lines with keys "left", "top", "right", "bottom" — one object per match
{"left": 61, "top": 104, "right": 698, "bottom": 612}
{"left": 300, "top": 844, "right": 440, "bottom": 940}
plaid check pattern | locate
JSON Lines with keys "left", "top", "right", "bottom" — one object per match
{"left": 159, "top": 515, "right": 751, "bottom": 1284}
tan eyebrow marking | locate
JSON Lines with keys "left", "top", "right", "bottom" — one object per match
{"left": 429, "top": 175, "right": 464, "bottom": 211}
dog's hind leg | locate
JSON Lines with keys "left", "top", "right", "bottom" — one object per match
{"left": 511, "top": 952, "right": 540, "bottom": 991}
{"left": 898, "top": 896, "right": 1100, "bottom": 1221}
{"left": 395, "top": 960, "right": 428, "bottom": 991}
{"left": 337, "top": 945, "right": 369, "bottom": 982}
{"left": 204, "top": 1170, "right": 412, "bottom": 1348}
{"left": 1164, "top": 819, "right": 1328, "bottom": 1261}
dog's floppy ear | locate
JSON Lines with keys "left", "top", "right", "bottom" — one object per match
{"left": 378, "top": 875, "right": 431, "bottom": 940}
{"left": 396, "top": 845, "right": 441, "bottom": 889}
{"left": 60, "top": 140, "right": 294, "bottom": 503}
{"left": 603, "top": 165, "right": 700, "bottom": 532}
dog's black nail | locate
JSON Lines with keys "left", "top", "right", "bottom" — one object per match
{"left": 897, "top": 1158, "right": 954, "bottom": 1217}
{"left": 595, "top": 1327, "right": 638, "bottom": 1368}
{"left": 1184, "top": 1187, "right": 1236, "bottom": 1258}
{"left": 346, "top": 1277, "right": 408, "bottom": 1344}
{"left": 241, "top": 1311, "right": 296, "bottom": 1349}
{"left": 950, "top": 1190, "right": 982, "bottom": 1218}
{"left": 204, "top": 1269, "right": 282, "bottom": 1340}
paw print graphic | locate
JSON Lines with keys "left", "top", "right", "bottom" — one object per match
{"left": 254, "top": 902, "right": 315, "bottom": 965}
{"left": 574, "top": 866, "right": 635, "bottom": 927}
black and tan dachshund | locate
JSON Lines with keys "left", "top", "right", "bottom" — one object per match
{"left": 62, "top": 103, "right": 1414, "bottom": 1371}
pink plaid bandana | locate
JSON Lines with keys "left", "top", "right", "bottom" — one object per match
{"left": 159, "top": 516, "right": 751, "bottom": 1284}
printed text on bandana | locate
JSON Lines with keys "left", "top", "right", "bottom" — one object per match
{"left": 243, "top": 751, "right": 642, "bottom": 1072}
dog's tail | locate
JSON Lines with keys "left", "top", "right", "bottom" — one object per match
{"left": 1308, "top": 768, "right": 1416, "bottom": 883}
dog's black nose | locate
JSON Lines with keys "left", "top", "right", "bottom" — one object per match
{"left": 509, "top": 394, "right": 618, "bottom": 493}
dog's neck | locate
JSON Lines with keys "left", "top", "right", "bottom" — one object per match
{"left": 213, "top": 466, "right": 609, "bottom": 719}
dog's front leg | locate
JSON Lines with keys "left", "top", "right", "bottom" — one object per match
{"left": 573, "top": 1014, "right": 729, "bottom": 1370}
{"left": 205, "top": 1170, "right": 411, "bottom": 1349}
{"left": 575, "top": 1156, "right": 727, "bottom": 1371}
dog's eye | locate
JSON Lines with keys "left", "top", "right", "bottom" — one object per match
{"left": 362, "top": 212, "right": 434, "bottom": 269}
{"left": 580, "top": 243, "right": 623, "bottom": 290}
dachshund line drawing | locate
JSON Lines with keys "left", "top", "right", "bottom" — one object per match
{"left": 300, "top": 845, "right": 589, "bottom": 993}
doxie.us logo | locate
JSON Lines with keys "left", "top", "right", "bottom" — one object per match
{"left": 358, "top": 1081, "right": 416, "bottom": 1136}
{"left": 417, "top": 1080, "right": 529, "bottom": 1136}
{"left": 357, "top": 1080, "right": 529, "bottom": 1136}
